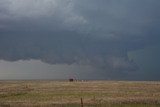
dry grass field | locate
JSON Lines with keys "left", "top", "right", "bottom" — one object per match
{"left": 0, "top": 80, "right": 160, "bottom": 107}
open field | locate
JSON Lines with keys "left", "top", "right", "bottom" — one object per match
{"left": 0, "top": 80, "right": 160, "bottom": 107}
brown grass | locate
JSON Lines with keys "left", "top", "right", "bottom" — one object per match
{"left": 0, "top": 80, "right": 160, "bottom": 106}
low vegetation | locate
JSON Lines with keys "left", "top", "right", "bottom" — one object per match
{"left": 0, "top": 80, "right": 159, "bottom": 107}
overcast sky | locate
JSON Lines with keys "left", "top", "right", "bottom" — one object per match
{"left": 0, "top": 0, "right": 160, "bottom": 80}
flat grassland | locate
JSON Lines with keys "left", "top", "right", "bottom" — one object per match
{"left": 0, "top": 80, "right": 160, "bottom": 107}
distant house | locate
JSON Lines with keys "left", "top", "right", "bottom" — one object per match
{"left": 69, "top": 78, "right": 74, "bottom": 82}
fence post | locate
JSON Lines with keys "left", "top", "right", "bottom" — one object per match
{"left": 81, "top": 97, "right": 83, "bottom": 107}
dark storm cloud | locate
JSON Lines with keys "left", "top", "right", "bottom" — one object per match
{"left": 0, "top": 0, "right": 160, "bottom": 79}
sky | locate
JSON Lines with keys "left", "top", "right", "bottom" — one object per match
{"left": 0, "top": 0, "right": 160, "bottom": 80}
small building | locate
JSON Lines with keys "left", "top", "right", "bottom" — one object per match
{"left": 69, "top": 78, "right": 74, "bottom": 82}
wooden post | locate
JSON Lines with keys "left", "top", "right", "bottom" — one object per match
{"left": 81, "top": 97, "right": 83, "bottom": 107}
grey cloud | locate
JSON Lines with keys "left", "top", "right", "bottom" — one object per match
{"left": 0, "top": 0, "right": 160, "bottom": 80}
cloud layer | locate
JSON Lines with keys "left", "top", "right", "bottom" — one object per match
{"left": 0, "top": 0, "right": 160, "bottom": 79}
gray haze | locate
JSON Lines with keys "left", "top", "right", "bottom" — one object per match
{"left": 0, "top": 0, "right": 160, "bottom": 80}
